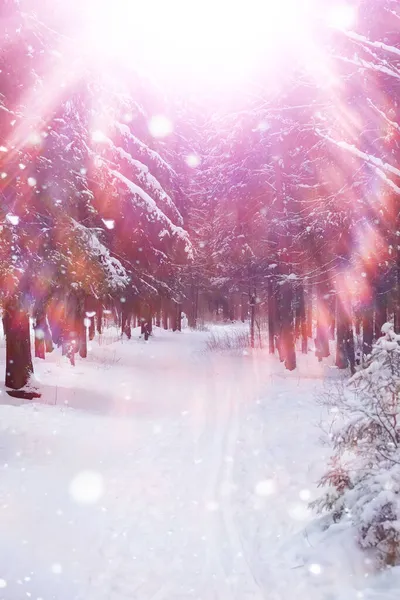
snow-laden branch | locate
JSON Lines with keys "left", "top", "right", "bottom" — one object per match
{"left": 115, "top": 122, "right": 177, "bottom": 178}
{"left": 346, "top": 30, "right": 400, "bottom": 59}
{"left": 316, "top": 130, "right": 400, "bottom": 194}
{"left": 367, "top": 98, "right": 400, "bottom": 134}
{"left": 105, "top": 137, "right": 183, "bottom": 226}
{"left": 373, "top": 167, "right": 400, "bottom": 194}
{"left": 334, "top": 54, "right": 400, "bottom": 81}
{"left": 109, "top": 168, "right": 192, "bottom": 256}
{"left": 72, "top": 220, "right": 129, "bottom": 291}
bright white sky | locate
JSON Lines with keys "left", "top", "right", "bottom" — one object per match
{"left": 80, "top": 0, "right": 357, "bottom": 85}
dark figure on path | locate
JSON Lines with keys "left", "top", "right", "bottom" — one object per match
{"left": 140, "top": 319, "right": 152, "bottom": 341}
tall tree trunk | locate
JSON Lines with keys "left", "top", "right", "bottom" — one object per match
{"left": 63, "top": 293, "right": 81, "bottom": 365}
{"left": 228, "top": 294, "right": 236, "bottom": 322}
{"left": 306, "top": 283, "right": 313, "bottom": 338}
{"left": 34, "top": 312, "right": 45, "bottom": 360}
{"left": 162, "top": 302, "right": 168, "bottom": 329}
{"left": 188, "top": 284, "right": 198, "bottom": 329}
{"left": 221, "top": 297, "right": 229, "bottom": 321}
{"left": 375, "top": 286, "right": 388, "bottom": 338}
{"left": 176, "top": 303, "right": 182, "bottom": 332}
{"left": 294, "top": 287, "right": 301, "bottom": 341}
{"left": 267, "top": 279, "right": 275, "bottom": 354}
{"left": 298, "top": 284, "right": 308, "bottom": 354}
{"left": 141, "top": 304, "right": 153, "bottom": 340}
{"left": 79, "top": 319, "right": 87, "bottom": 358}
{"left": 315, "top": 280, "right": 330, "bottom": 361}
{"left": 88, "top": 316, "right": 95, "bottom": 340}
{"left": 96, "top": 302, "right": 103, "bottom": 335}
{"left": 169, "top": 301, "right": 176, "bottom": 331}
{"left": 395, "top": 249, "right": 400, "bottom": 333}
{"left": 355, "top": 314, "right": 361, "bottom": 335}
{"left": 329, "top": 295, "right": 336, "bottom": 340}
{"left": 280, "top": 281, "right": 296, "bottom": 371}
{"left": 84, "top": 296, "right": 96, "bottom": 341}
{"left": 346, "top": 328, "right": 356, "bottom": 375}
{"left": 336, "top": 294, "right": 355, "bottom": 373}
{"left": 240, "top": 292, "right": 247, "bottom": 322}
{"left": 250, "top": 292, "right": 256, "bottom": 349}
{"left": 4, "top": 299, "right": 34, "bottom": 389}
{"left": 75, "top": 296, "right": 87, "bottom": 359}
{"left": 153, "top": 296, "right": 161, "bottom": 328}
{"left": 121, "top": 307, "right": 132, "bottom": 339}
{"left": 360, "top": 271, "right": 374, "bottom": 357}
{"left": 362, "top": 302, "right": 374, "bottom": 358}
{"left": 47, "top": 295, "right": 63, "bottom": 346}
{"left": 44, "top": 316, "right": 53, "bottom": 353}
{"left": 34, "top": 303, "right": 53, "bottom": 359}
{"left": 336, "top": 298, "right": 347, "bottom": 370}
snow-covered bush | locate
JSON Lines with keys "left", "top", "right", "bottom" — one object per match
{"left": 314, "top": 322, "right": 400, "bottom": 566}
{"left": 206, "top": 328, "right": 250, "bottom": 352}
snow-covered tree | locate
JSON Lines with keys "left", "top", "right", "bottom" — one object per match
{"left": 314, "top": 323, "right": 400, "bottom": 566}
{"left": 88, "top": 79, "right": 192, "bottom": 329}
{"left": 0, "top": 6, "right": 129, "bottom": 388}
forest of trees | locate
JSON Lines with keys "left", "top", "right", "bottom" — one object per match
{"left": 1, "top": 0, "right": 400, "bottom": 392}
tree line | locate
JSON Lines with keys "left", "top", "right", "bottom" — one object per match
{"left": 1, "top": 0, "right": 400, "bottom": 392}
{"left": 187, "top": 0, "right": 400, "bottom": 371}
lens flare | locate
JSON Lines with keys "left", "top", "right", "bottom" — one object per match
{"left": 148, "top": 116, "right": 173, "bottom": 139}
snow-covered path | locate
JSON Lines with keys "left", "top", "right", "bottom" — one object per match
{"left": 0, "top": 327, "right": 397, "bottom": 599}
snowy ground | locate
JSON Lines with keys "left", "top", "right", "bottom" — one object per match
{"left": 0, "top": 324, "right": 399, "bottom": 599}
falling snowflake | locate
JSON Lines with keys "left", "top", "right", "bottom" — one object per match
{"left": 255, "top": 479, "right": 276, "bottom": 497}
{"left": 205, "top": 501, "right": 219, "bottom": 511}
{"left": 91, "top": 130, "right": 107, "bottom": 143}
{"left": 148, "top": 115, "right": 173, "bottom": 139}
{"left": 327, "top": 3, "right": 356, "bottom": 30}
{"left": 0, "top": 146, "right": 7, "bottom": 152}
{"left": 309, "top": 563, "right": 322, "bottom": 575}
{"left": 51, "top": 563, "right": 63, "bottom": 574}
{"left": 0, "top": 579, "right": 6, "bottom": 588}
{"left": 288, "top": 503, "right": 310, "bottom": 521}
{"left": 27, "top": 177, "right": 37, "bottom": 187}
{"left": 185, "top": 154, "right": 201, "bottom": 168}
{"left": 255, "top": 121, "right": 270, "bottom": 132}
{"left": 299, "top": 489, "right": 311, "bottom": 501}
{"left": 6, "top": 214, "right": 19, "bottom": 225}
{"left": 102, "top": 218, "right": 115, "bottom": 230}
{"left": 27, "top": 131, "right": 42, "bottom": 146}
{"left": 69, "top": 471, "right": 104, "bottom": 505}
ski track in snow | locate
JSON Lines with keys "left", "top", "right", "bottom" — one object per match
{"left": 1, "top": 326, "right": 399, "bottom": 599}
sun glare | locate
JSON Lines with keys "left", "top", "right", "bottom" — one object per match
{"left": 148, "top": 116, "right": 173, "bottom": 139}
{"left": 185, "top": 154, "right": 201, "bottom": 168}
{"left": 82, "top": 0, "right": 318, "bottom": 80}
{"left": 327, "top": 3, "right": 357, "bottom": 31}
